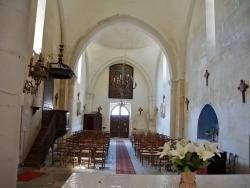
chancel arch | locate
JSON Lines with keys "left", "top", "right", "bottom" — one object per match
{"left": 69, "top": 14, "right": 178, "bottom": 82}
{"left": 67, "top": 15, "right": 177, "bottom": 122}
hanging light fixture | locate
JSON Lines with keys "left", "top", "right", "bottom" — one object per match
{"left": 113, "top": 20, "right": 137, "bottom": 106}
{"left": 114, "top": 63, "right": 137, "bottom": 105}
{"left": 23, "top": 44, "right": 75, "bottom": 95}
{"left": 23, "top": 53, "right": 48, "bottom": 95}
{"left": 48, "top": 44, "right": 75, "bottom": 79}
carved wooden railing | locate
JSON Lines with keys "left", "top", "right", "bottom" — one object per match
{"left": 39, "top": 111, "right": 57, "bottom": 167}
{"left": 24, "top": 110, "right": 69, "bottom": 168}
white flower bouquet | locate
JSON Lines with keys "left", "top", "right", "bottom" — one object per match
{"left": 158, "top": 139, "right": 222, "bottom": 172}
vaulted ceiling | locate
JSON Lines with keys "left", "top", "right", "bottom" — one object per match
{"left": 61, "top": 0, "right": 194, "bottom": 46}
{"left": 59, "top": 0, "right": 195, "bottom": 81}
{"left": 93, "top": 23, "right": 156, "bottom": 50}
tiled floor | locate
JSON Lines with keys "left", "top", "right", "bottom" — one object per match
{"left": 17, "top": 138, "right": 177, "bottom": 188}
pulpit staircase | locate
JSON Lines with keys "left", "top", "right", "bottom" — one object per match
{"left": 23, "top": 110, "right": 69, "bottom": 169}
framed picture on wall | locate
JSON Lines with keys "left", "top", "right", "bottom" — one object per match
{"left": 108, "top": 64, "right": 134, "bottom": 99}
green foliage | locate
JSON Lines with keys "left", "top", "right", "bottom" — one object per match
{"left": 170, "top": 152, "right": 212, "bottom": 172}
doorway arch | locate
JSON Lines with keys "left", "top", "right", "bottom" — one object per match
{"left": 197, "top": 104, "right": 219, "bottom": 142}
{"left": 110, "top": 104, "right": 130, "bottom": 138}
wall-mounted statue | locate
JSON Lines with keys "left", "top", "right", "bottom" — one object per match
{"left": 77, "top": 92, "right": 81, "bottom": 116}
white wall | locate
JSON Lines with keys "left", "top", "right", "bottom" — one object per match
{"left": 156, "top": 54, "right": 171, "bottom": 135}
{"left": 185, "top": 0, "right": 250, "bottom": 173}
{"left": 0, "top": 0, "right": 33, "bottom": 187}
{"left": 71, "top": 53, "right": 87, "bottom": 133}
{"left": 92, "top": 63, "right": 149, "bottom": 133}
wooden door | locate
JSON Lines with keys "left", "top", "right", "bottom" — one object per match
{"left": 86, "top": 116, "right": 94, "bottom": 130}
{"left": 84, "top": 112, "right": 102, "bottom": 130}
{"left": 110, "top": 115, "right": 129, "bottom": 138}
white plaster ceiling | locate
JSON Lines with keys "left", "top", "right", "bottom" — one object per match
{"left": 92, "top": 23, "right": 157, "bottom": 49}
{"left": 61, "top": 0, "right": 194, "bottom": 51}
{"left": 60, "top": 0, "right": 194, "bottom": 80}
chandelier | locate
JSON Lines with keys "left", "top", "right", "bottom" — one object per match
{"left": 23, "top": 44, "right": 75, "bottom": 95}
{"left": 113, "top": 19, "right": 138, "bottom": 105}
{"left": 23, "top": 53, "right": 48, "bottom": 95}
{"left": 48, "top": 44, "right": 75, "bottom": 79}
{"left": 114, "top": 63, "right": 137, "bottom": 105}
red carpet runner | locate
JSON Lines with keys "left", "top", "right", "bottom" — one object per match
{"left": 116, "top": 140, "right": 136, "bottom": 174}
{"left": 18, "top": 171, "right": 46, "bottom": 182}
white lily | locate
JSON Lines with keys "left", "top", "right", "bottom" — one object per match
{"left": 179, "top": 139, "right": 190, "bottom": 147}
{"left": 187, "top": 142, "right": 195, "bottom": 153}
{"left": 192, "top": 141, "right": 201, "bottom": 148}
{"left": 169, "top": 142, "right": 189, "bottom": 159}
{"left": 158, "top": 141, "right": 171, "bottom": 158}
{"left": 203, "top": 140, "right": 211, "bottom": 147}
{"left": 158, "top": 140, "right": 171, "bottom": 149}
{"left": 206, "top": 142, "right": 222, "bottom": 157}
{"left": 195, "top": 144, "right": 215, "bottom": 161}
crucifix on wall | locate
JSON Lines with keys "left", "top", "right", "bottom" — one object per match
{"left": 238, "top": 80, "right": 249, "bottom": 103}
{"left": 55, "top": 93, "right": 58, "bottom": 106}
{"left": 185, "top": 98, "right": 189, "bottom": 111}
{"left": 204, "top": 70, "right": 210, "bottom": 86}
{"left": 138, "top": 107, "right": 143, "bottom": 115}
{"left": 77, "top": 92, "right": 80, "bottom": 101}
{"left": 98, "top": 106, "right": 102, "bottom": 113}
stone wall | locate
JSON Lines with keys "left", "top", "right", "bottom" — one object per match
{"left": 185, "top": 0, "right": 250, "bottom": 173}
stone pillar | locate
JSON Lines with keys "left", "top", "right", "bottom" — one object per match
{"left": 169, "top": 80, "right": 177, "bottom": 138}
{"left": 67, "top": 78, "right": 76, "bottom": 135}
{"left": 169, "top": 79, "right": 185, "bottom": 139}
{"left": 175, "top": 79, "right": 185, "bottom": 138}
{"left": 148, "top": 95, "right": 157, "bottom": 132}
{"left": 0, "top": 0, "right": 31, "bottom": 187}
{"left": 59, "top": 79, "right": 68, "bottom": 110}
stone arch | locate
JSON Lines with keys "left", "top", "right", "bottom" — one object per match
{"left": 88, "top": 56, "right": 153, "bottom": 94}
{"left": 69, "top": 14, "right": 178, "bottom": 82}
{"left": 66, "top": 14, "right": 179, "bottom": 135}
{"left": 197, "top": 104, "right": 219, "bottom": 141}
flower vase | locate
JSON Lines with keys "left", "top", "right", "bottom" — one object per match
{"left": 179, "top": 171, "right": 197, "bottom": 188}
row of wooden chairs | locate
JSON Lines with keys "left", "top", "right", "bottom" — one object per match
{"left": 226, "top": 152, "right": 238, "bottom": 174}
{"left": 130, "top": 132, "right": 172, "bottom": 172}
{"left": 51, "top": 130, "right": 110, "bottom": 169}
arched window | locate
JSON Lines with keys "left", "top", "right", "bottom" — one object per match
{"left": 33, "top": 0, "right": 47, "bottom": 53}
{"left": 206, "top": 0, "right": 216, "bottom": 60}
{"left": 111, "top": 105, "right": 129, "bottom": 116}
{"left": 77, "top": 55, "right": 82, "bottom": 84}
{"left": 197, "top": 104, "right": 219, "bottom": 142}
{"left": 163, "top": 55, "right": 167, "bottom": 88}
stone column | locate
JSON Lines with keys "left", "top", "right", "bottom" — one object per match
{"left": 169, "top": 80, "right": 177, "bottom": 138}
{"left": 175, "top": 79, "right": 185, "bottom": 138}
{"left": 67, "top": 78, "right": 76, "bottom": 135}
{"left": 148, "top": 95, "right": 157, "bottom": 132}
{"left": 0, "top": 0, "right": 31, "bottom": 187}
{"left": 169, "top": 79, "right": 185, "bottom": 139}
